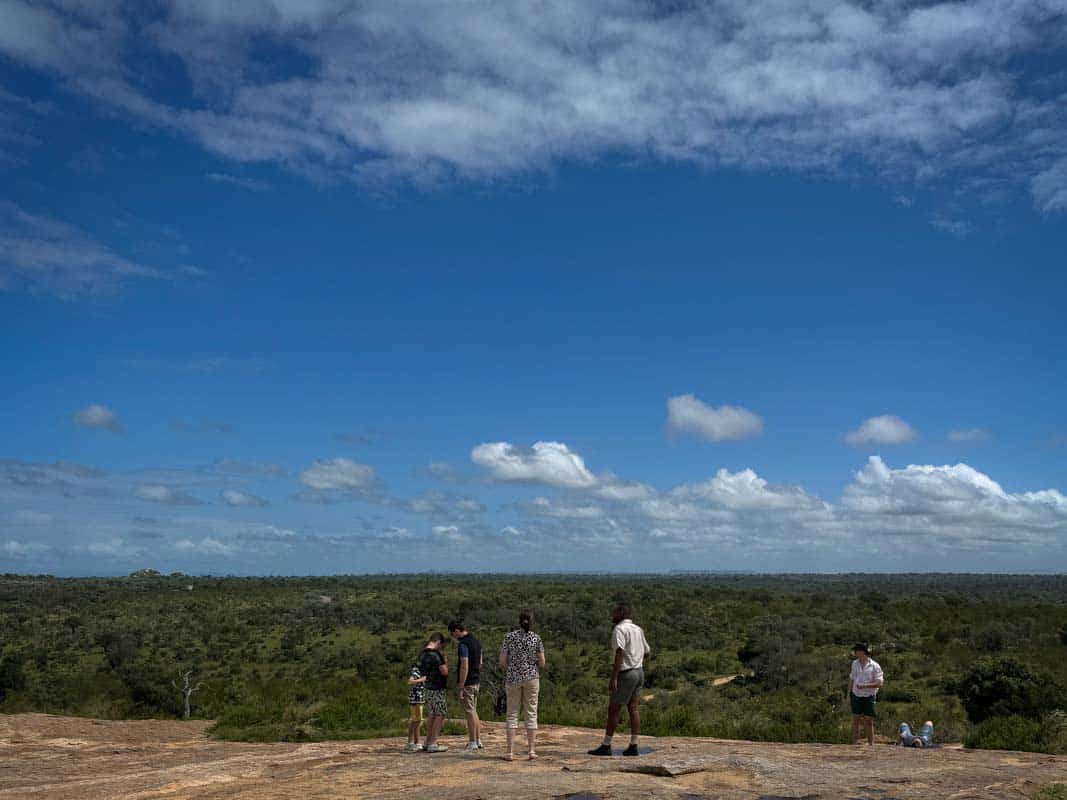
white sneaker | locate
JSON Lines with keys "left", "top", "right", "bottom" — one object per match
{"left": 404, "top": 742, "right": 420, "bottom": 752}
{"left": 463, "top": 742, "right": 479, "bottom": 752}
{"left": 425, "top": 744, "right": 449, "bottom": 753}
{"left": 476, "top": 741, "right": 485, "bottom": 749}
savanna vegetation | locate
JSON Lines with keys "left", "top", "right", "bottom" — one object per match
{"left": 1, "top": 573, "right": 1065, "bottom": 753}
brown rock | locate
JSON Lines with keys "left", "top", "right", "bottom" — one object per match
{"left": 1, "top": 713, "right": 1063, "bottom": 800}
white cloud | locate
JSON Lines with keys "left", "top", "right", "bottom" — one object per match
{"left": 174, "top": 537, "right": 235, "bottom": 555}
{"left": 134, "top": 484, "right": 202, "bottom": 505}
{"left": 841, "top": 456, "right": 1067, "bottom": 544}
{"left": 213, "top": 458, "right": 286, "bottom": 477}
{"left": 1, "top": 539, "right": 49, "bottom": 557}
{"left": 666, "top": 394, "right": 764, "bottom": 442}
{"left": 472, "top": 441, "right": 597, "bottom": 488}
{"left": 88, "top": 538, "right": 141, "bottom": 558}
{"left": 296, "top": 457, "right": 381, "bottom": 503}
{"left": 845, "top": 415, "right": 917, "bottom": 446}
{"left": 1, "top": 204, "right": 164, "bottom": 298}
{"left": 593, "top": 477, "right": 654, "bottom": 502}
{"left": 948, "top": 428, "right": 991, "bottom": 443}
{"left": 1033, "top": 158, "right": 1067, "bottom": 213}
{"left": 524, "top": 496, "right": 607, "bottom": 519}
{"left": 432, "top": 524, "right": 469, "bottom": 543}
{"left": 205, "top": 172, "right": 270, "bottom": 191}
{"left": 673, "top": 468, "right": 822, "bottom": 511}
{"left": 299, "top": 457, "right": 376, "bottom": 490}
{"left": 220, "top": 489, "right": 269, "bottom": 507}
{"left": 455, "top": 497, "right": 486, "bottom": 513}
{"left": 73, "top": 404, "right": 123, "bottom": 433}
{"left": 0, "top": 2, "right": 1063, "bottom": 210}
{"left": 930, "top": 215, "right": 973, "bottom": 237}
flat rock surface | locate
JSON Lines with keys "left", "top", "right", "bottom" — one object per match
{"left": 1, "top": 713, "right": 1064, "bottom": 800}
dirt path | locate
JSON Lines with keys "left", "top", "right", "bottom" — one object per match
{"left": 1, "top": 713, "right": 1063, "bottom": 800}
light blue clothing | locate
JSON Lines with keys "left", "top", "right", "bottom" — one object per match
{"left": 898, "top": 721, "right": 934, "bottom": 747}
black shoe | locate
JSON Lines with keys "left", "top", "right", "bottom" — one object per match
{"left": 587, "top": 744, "right": 613, "bottom": 756}
{"left": 622, "top": 744, "right": 640, "bottom": 757}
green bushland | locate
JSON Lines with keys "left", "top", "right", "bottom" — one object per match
{"left": 1, "top": 573, "right": 1064, "bottom": 752}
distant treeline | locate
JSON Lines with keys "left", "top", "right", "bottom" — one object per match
{"left": 1, "top": 573, "right": 1064, "bottom": 753}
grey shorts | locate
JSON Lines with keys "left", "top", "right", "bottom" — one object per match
{"left": 611, "top": 668, "right": 644, "bottom": 706}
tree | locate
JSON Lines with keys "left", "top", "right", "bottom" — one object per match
{"left": 957, "top": 657, "right": 1059, "bottom": 723}
{"left": 172, "top": 669, "right": 202, "bottom": 720}
{"left": 0, "top": 656, "right": 26, "bottom": 702}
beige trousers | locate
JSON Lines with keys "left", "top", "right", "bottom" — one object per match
{"left": 505, "top": 678, "right": 540, "bottom": 730}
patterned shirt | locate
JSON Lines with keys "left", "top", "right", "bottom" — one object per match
{"left": 501, "top": 629, "right": 544, "bottom": 685}
{"left": 408, "top": 664, "right": 424, "bottom": 705}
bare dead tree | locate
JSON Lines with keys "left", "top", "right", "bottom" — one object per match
{"left": 171, "top": 669, "right": 202, "bottom": 720}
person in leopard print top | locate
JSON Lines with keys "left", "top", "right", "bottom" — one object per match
{"left": 499, "top": 610, "right": 546, "bottom": 761}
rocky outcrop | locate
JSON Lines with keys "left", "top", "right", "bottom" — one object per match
{"left": 0, "top": 713, "right": 1063, "bottom": 799}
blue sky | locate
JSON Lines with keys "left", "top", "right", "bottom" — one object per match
{"left": 1, "top": 0, "right": 1065, "bottom": 575}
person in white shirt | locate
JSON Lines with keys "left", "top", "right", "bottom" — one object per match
{"left": 588, "top": 603, "right": 651, "bottom": 757}
{"left": 848, "top": 643, "right": 884, "bottom": 745}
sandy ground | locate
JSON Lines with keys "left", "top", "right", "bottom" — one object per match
{"left": 1, "top": 713, "right": 1064, "bottom": 799}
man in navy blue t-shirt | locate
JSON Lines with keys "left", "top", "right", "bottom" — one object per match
{"left": 449, "top": 621, "right": 483, "bottom": 752}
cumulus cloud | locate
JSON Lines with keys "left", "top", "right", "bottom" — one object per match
{"left": 431, "top": 524, "right": 469, "bottom": 543}
{"left": 521, "top": 496, "right": 607, "bottom": 520}
{"left": 296, "top": 457, "right": 380, "bottom": 502}
{"left": 1, "top": 204, "right": 164, "bottom": 298}
{"left": 841, "top": 456, "right": 1067, "bottom": 545}
{"left": 673, "top": 468, "right": 823, "bottom": 511}
{"left": 455, "top": 497, "right": 486, "bottom": 514}
{"left": 666, "top": 394, "right": 764, "bottom": 442}
{"left": 133, "top": 485, "right": 202, "bottom": 505}
{"left": 174, "top": 537, "right": 235, "bottom": 555}
{"left": 592, "top": 476, "right": 655, "bottom": 502}
{"left": 1, "top": 539, "right": 50, "bottom": 557}
{"left": 88, "top": 538, "right": 141, "bottom": 558}
{"left": 404, "top": 491, "right": 485, "bottom": 517}
{"left": 220, "top": 489, "right": 269, "bottom": 507}
{"left": 0, "top": 2, "right": 1063, "bottom": 210}
{"left": 845, "top": 415, "right": 917, "bottom": 446}
{"left": 213, "top": 458, "right": 287, "bottom": 477}
{"left": 300, "top": 457, "right": 376, "bottom": 490}
{"left": 72, "top": 404, "right": 123, "bottom": 433}
{"left": 471, "top": 441, "right": 598, "bottom": 489}
{"left": 948, "top": 428, "right": 991, "bottom": 443}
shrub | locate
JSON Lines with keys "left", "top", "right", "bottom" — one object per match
{"left": 881, "top": 687, "right": 918, "bottom": 703}
{"left": 957, "top": 658, "right": 1059, "bottom": 723}
{"left": 965, "top": 715, "right": 1045, "bottom": 752}
{"left": 974, "top": 623, "right": 1007, "bottom": 653}
{"left": 1034, "top": 784, "right": 1067, "bottom": 800}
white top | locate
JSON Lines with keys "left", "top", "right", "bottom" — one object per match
{"left": 612, "top": 619, "right": 651, "bottom": 670}
{"left": 850, "top": 658, "right": 884, "bottom": 698}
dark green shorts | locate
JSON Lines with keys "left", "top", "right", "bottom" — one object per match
{"left": 850, "top": 693, "right": 877, "bottom": 717}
